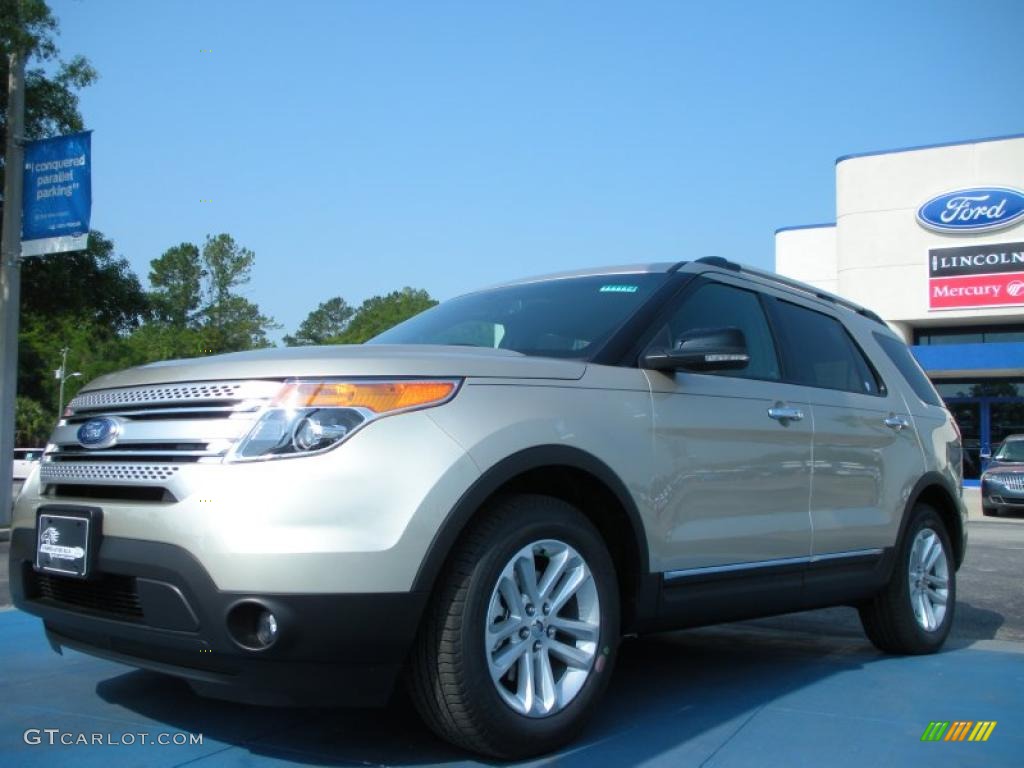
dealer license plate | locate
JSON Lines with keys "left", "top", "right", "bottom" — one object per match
{"left": 35, "top": 511, "right": 93, "bottom": 578}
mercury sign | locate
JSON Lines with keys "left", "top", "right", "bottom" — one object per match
{"left": 21, "top": 131, "right": 92, "bottom": 257}
{"left": 917, "top": 187, "right": 1024, "bottom": 234}
{"left": 929, "top": 242, "right": 1024, "bottom": 310}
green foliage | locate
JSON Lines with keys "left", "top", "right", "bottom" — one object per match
{"left": 0, "top": 0, "right": 57, "bottom": 59}
{"left": 197, "top": 234, "right": 276, "bottom": 350}
{"left": 149, "top": 243, "right": 203, "bottom": 327}
{"left": 333, "top": 288, "right": 437, "bottom": 345}
{"left": 18, "top": 314, "right": 131, "bottom": 408}
{"left": 284, "top": 297, "right": 354, "bottom": 346}
{"left": 15, "top": 396, "right": 49, "bottom": 446}
{"left": 21, "top": 230, "right": 148, "bottom": 333}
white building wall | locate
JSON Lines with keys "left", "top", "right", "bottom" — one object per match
{"left": 775, "top": 135, "right": 1024, "bottom": 337}
{"left": 775, "top": 226, "right": 838, "bottom": 294}
{"left": 835, "top": 136, "right": 1024, "bottom": 327}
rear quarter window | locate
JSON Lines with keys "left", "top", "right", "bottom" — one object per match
{"left": 872, "top": 332, "right": 943, "bottom": 407}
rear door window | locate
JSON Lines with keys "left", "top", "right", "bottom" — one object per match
{"left": 771, "top": 300, "right": 883, "bottom": 396}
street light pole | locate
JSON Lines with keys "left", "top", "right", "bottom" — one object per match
{"left": 56, "top": 347, "right": 81, "bottom": 419}
{"left": 1, "top": 50, "right": 27, "bottom": 525}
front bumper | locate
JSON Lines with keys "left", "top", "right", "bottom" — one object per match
{"left": 981, "top": 479, "right": 1024, "bottom": 513}
{"left": 9, "top": 528, "right": 426, "bottom": 707}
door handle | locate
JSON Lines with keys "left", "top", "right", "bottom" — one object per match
{"left": 884, "top": 414, "right": 911, "bottom": 431}
{"left": 768, "top": 405, "right": 804, "bottom": 422}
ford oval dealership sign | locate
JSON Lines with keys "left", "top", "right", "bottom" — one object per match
{"left": 917, "top": 187, "right": 1024, "bottom": 233}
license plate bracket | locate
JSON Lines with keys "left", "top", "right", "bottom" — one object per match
{"left": 34, "top": 505, "right": 102, "bottom": 579}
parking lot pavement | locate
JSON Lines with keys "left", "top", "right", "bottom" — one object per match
{"left": 0, "top": 608, "right": 1020, "bottom": 767}
{"left": 1, "top": 509, "right": 1021, "bottom": 766}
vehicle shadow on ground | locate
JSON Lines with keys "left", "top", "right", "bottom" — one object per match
{"left": 97, "top": 627, "right": 893, "bottom": 767}
{"left": 946, "top": 600, "right": 1006, "bottom": 647}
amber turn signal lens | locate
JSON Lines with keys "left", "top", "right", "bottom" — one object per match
{"left": 275, "top": 380, "right": 457, "bottom": 413}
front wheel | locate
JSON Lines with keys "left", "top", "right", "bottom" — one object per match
{"left": 408, "top": 494, "right": 620, "bottom": 759}
{"left": 859, "top": 503, "right": 956, "bottom": 654}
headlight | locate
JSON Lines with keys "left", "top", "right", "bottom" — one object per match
{"left": 228, "top": 378, "right": 460, "bottom": 462}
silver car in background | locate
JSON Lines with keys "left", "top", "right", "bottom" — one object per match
{"left": 982, "top": 434, "right": 1024, "bottom": 516}
{"left": 9, "top": 257, "right": 966, "bottom": 758}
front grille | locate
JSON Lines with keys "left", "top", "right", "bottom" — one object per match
{"left": 989, "top": 473, "right": 1024, "bottom": 491}
{"left": 40, "top": 379, "right": 280, "bottom": 495}
{"left": 70, "top": 382, "right": 247, "bottom": 409}
{"left": 27, "top": 568, "right": 144, "bottom": 620}
{"left": 41, "top": 462, "right": 180, "bottom": 483}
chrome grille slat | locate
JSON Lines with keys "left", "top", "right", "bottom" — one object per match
{"left": 66, "top": 405, "right": 258, "bottom": 421}
{"left": 52, "top": 416, "right": 254, "bottom": 447}
{"left": 52, "top": 450, "right": 220, "bottom": 459}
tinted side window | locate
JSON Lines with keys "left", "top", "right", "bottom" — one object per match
{"left": 654, "top": 282, "right": 780, "bottom": 380}
{"left": 772, "top": 300, "right": 882, "bottom": 395}
{"left": 873, "top": 332, "right": 943, "bottom": 406}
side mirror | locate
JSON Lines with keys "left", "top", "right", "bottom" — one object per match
{"left": 643, "top": 327, "right": 750, "bottom": 372}
{"left": 980, "top": 449, "right": 992, "bottom": 460}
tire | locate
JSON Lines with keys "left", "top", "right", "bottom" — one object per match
{"left": 858, "top": 502, "right": 955, "bottom": 654}
{"left": 408, "top": 494, "right": 620, "bottom": 759}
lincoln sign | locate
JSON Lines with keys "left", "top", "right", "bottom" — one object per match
{"left": 929, "top": 242, "right": 1024, "bottom": 310}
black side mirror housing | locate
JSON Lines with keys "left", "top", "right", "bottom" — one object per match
{"left": 642, "top": 327, "right": 750, "bottom": 372}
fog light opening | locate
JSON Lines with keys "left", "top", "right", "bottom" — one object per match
{"left": 227, "top": 601, "right": 280, "bottom": 650}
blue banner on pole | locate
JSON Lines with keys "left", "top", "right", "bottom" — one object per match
{"left": 21, "top": 131, "right": 92, "bottom": 257}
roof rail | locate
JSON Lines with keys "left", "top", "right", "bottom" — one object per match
{"left": 693, "top": 257, "right": 886, "bottom": 326}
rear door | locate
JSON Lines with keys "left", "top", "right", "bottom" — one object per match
{"left": 766, "top": 298, "right": 921, "bottom": 559}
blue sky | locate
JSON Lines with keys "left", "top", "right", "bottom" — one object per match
{"left": 50, "top": 0, "right": 1024, "bottom": 341}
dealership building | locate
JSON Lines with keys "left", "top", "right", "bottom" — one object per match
{"left": 775, "top": 133, "right": 1024, "bottom": 480}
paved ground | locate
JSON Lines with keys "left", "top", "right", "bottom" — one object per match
{"left": 0, "top": 501, "right": 1020, "bottom": 766}
{"left": 0, "top": 608, "right": 1019, "bottom": 766}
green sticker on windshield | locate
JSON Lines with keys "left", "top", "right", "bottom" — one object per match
{"left": 599, "top": 284, "right": 639, "bottom": 293}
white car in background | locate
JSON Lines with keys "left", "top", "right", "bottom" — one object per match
{"left": 13, "top": 448, "right": 44, "bottom": 481}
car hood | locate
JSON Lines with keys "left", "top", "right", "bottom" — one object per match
{"left": 81, "top": 344, "right": 588, "bottom": 391}
{"left": 984, "top": 460, "right": 1024, "bottom": 473}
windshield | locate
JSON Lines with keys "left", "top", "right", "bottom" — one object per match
{"left": 369, "top": 274, "right": 667, "bottom": 359}
{"left": 994, "top": 440, "right": 1024, "bottom": 462}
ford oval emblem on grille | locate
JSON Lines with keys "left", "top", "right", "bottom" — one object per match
{"left": 917, "top": 187, "right": 1024, "bottom": 233}
{"left": 76, "top": 417, "right": 120, "bottom": 449}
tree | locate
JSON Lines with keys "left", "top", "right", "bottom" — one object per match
{"left": 1, "top": 0, "right": 98, "bottom": 192}
{"left": 198, "top": 234, "right": 276, "bottom": 351}
{"left": 284, "top": 297, "right": 354, "bottom": 346}
{"left": 21, "top": 230, "right": 148, "bottom": 333}
{"left": 138, "top": 234, "right": 276, "bottom": 357}
{"left": 15, "top": 396, "right": 49, "bottom": 446}
{"left": 334, "top": 287, "right": 437, "bottom": 344}
{"left": 149, "top": 243, "right": 203, "bottom": 327}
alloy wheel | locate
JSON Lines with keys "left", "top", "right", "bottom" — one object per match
{"left": 484, "top": 539, "right": 600, "bottom": 718}
{"left": 907, "top": 527, "right": 949, "bottom": 632}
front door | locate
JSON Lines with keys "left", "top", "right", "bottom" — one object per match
{"left": 644, "top": 278, "right": 813, "bottom": 573}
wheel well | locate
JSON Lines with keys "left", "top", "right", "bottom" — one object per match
{"left": 913, "top": 483, "right": 965, "bottom": 567}
{"left": 482, "top": 465, "right": 644, "bottom": 628}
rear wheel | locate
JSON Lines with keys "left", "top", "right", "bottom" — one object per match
{"left": 859, "top": 503, "right": 955, "bottom": 654}
{"left": 408, "top": 494, "right": 619, "bottom": 759}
